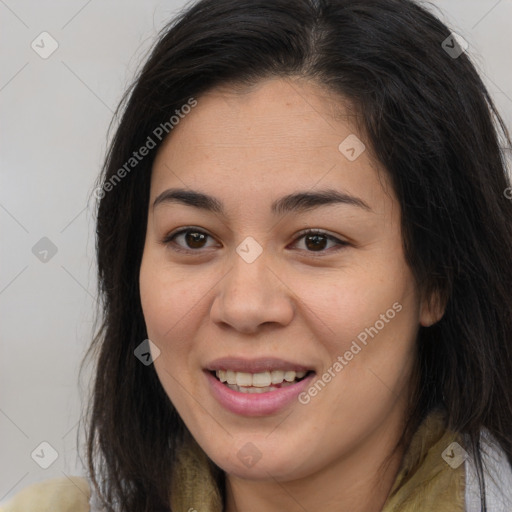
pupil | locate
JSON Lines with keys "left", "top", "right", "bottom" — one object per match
{"left": 186, "top": 231, "right": 206, "bottom": 248}
{"left": 305, "top": 234, "right": 326, "bottom": 251}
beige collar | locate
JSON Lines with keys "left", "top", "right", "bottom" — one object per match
{"left": 170, "top": 409, "right": 465, "bottom": 512}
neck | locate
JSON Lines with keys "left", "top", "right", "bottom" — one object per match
{"left": 223, "top": 409, "right": 407, "bottom": 512}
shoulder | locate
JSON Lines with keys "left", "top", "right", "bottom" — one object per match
{"left": 0, "top": 476, "right": 91, "bottom": 512}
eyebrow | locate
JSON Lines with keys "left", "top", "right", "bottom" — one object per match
{"left": 152, "top": 187, "right": 372, "bottom": 216}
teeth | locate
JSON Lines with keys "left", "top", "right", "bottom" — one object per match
{"left": 271, "top": 370, "right": 285, "bottom": 384}
{"left": 252, "top": 372, "right": 272, "bottom": 387}
{"left": 236, "top": 372, "right": 253, "bottom": 387}
{"left": 226, "top": 382, "right": 296, "bottom": 393}
{"left": 284, "top": 371, "right": 296, "bottom": 382}
{"left": 215, "top": 369, "right": 308, "bottom": 387}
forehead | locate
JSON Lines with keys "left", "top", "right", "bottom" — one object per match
{"left": 150, "top": 77, "right": 393, "bottom": 213}
{"left": 158, "top": 77, "right": 357, "bottom": 151}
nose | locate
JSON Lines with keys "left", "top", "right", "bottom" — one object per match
{"left": 209, "top": 247, "right": 295, "bottom": 334}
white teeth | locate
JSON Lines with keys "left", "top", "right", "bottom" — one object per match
{"left": 215, "top": 369, "right": 309, "bottom": 387}
{"left": 235, "top": 372, "right": 253, "bottom": 387}
{"left": 284, "top": 371, "right": 296, "bottom": 382}
{"left": 226, "top": 382, "right": 295, "bottom": 393}
{"left": 271, "top": 370, "right": 285, "bottom": 384}
{"left": 252, "top": 371, "right": 272, "bottom": 387}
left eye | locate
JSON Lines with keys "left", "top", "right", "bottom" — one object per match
{"left": 162, "top": 228, "right": 347, "bottom": 254}
{"left": 293, "top": 230, "right": 347, "bottom": 252}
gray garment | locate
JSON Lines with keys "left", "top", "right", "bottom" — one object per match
{"left": 88, "top": 486, "right": 105, "bottom": 512}
{"left": 465, "top": 429, "right": 512, "bottom": 512}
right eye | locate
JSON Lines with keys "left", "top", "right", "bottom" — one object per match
{"left": 161, "top": 227, "right": 219, "bottom": 253}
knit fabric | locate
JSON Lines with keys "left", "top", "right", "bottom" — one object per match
{"left": 0, "top": 475, "right": 90, "bottom": 512}
{"left": 381, "top": 410, "right": 465, "bottom": 512}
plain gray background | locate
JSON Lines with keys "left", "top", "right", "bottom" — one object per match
{"left": 1, "top": 0, "right": 511, "bottom": 504}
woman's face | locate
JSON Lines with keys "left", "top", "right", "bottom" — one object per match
{"left": 139, "top": 77, "right": 438, "bottom": 481}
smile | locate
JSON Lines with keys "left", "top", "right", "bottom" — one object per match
{"left": 204, "top": 358, "right": 316, "bottom": 416}
{"left": 213, "top": 369, "right": 309, "bottom": 393}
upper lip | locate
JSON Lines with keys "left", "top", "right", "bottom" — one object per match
{"left": 205, "top": 357, "right": 313, "bottom": 373}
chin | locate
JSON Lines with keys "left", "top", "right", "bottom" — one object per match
{"left": 204, "top": 440, "right": 313, "bottom": 482}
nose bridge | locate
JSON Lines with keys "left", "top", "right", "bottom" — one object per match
{"left": 210, "top": 237, "right": 294, "bottom": 332}
{"left": 225, "top": 237, "right": 274, "bottom": 305}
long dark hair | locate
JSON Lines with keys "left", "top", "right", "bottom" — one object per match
{"left": 81, "top": 0, "right": 512, "bottom": 510}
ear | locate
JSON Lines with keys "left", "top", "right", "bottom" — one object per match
{"left": 419, "top": 288, "right": 447, "bottom": 327}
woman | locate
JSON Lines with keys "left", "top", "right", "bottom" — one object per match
{"left": 3, "top": 0, "right": 512, "bottom": 511}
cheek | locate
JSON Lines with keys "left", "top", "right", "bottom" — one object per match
{"left": 289, "top": 264, "right": 416, "bottom": 351}
{"left": 139, "top": 253, "right": 205, "bottom": 344}
{"left": 316, "top": 278, "right": 419, "bottom": 410}
{"left": 139, "top": 256, "right": 199, "bottom": 407}
{"left": 138, "top": 252, "right": 222, "bottom": 408}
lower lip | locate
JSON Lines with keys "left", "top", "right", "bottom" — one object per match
{"left": 205, "top": 371, "right": 315, "bottom": 416}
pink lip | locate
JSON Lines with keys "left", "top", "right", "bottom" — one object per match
{"left": 205, "top": 357, "right": 312, "bottom": 373}
{"left": 205, "top": 370, "right": 315, "bottom": 417}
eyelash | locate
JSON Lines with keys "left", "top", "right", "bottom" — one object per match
{"left": 161, "top": 227, "right": 349, "bottom": 256}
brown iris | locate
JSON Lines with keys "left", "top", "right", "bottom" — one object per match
{"left": 185, "top": 231, "right": 207, "bottom": 249}
{"left": 304, "top": 233, "right": 328, "bottom": 251}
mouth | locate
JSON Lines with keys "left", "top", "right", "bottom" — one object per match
{"left": 204, "top": 357, "right": 316, "bottom": 416}
{"left": 209, "top": 369, "right": 313, "bottom": 393}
